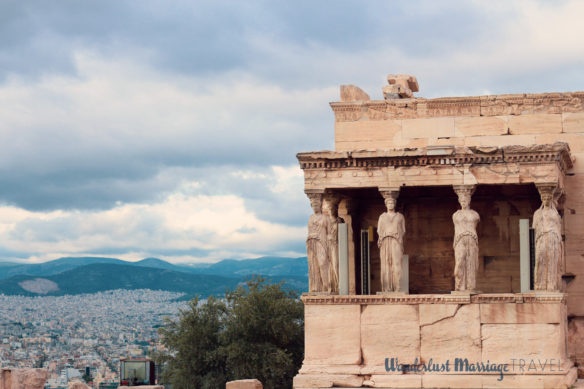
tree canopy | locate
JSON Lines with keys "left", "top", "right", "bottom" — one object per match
{"left": 157, "top": 278, "right": 304, "bottom": 389}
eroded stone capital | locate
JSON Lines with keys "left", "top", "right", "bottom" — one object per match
{"left": 453, "top": 184, "right": 476, "bottom": 200}
{"left": 379, "top": 188, "right": 400, "bottom": 201}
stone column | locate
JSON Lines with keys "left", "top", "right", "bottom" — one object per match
{"left": 324, "top": 191, "right": 342, "bottom": 294}
{"left": 377, "top": 189, "right": 406, "bottom": 293}
{"left": 338, "top": 197, "right": 356, "bottom": 294}
{"left": 533, "top": 183, "right": 563, "bottom": 292}
{"left": 452, "top": 185, "right": 480, "bottom": 292}
{"left": 305, "top": 190, "right": 331, "bottom": 293}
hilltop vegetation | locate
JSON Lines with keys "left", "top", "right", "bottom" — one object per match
{"left": 157, "top": 278, "right": 304, "bottom": 389}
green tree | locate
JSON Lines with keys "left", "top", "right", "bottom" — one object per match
{"left": 222, "top": 278, "right": 304, "bottom": 388}
{"left": 157, "top": 296, "right": 229, "bottom": 389}
{"left": 157, "top": 278, "right": 304, "bottom": 389}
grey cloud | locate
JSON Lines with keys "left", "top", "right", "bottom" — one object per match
{"left": 0, "top": 247, "right": 35, "bottom": 262}
{"left": 0, "top": 1, "right": 493, "bottom": 86}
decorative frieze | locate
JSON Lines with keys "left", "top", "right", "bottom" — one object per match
{"left": 298, "top": 142, "right": 572, "bottom": 174}
{"left": 331, "top": 92, "right": 584, "bottom": 122}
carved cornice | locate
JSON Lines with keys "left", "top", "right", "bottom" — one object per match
{"left": 301, "top": 292, "right": 567, "bottom": 305}
{"left": 331, "top": 92, "right": 584, "bottom": 121}
{"left": 301, "top": 293, "right": 471, "bottom": 305}
{"left": 297, "top": 142, "right": 573, "bottom": 174}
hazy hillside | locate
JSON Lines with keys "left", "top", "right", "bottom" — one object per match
{"left": 0, "top": 256, "right": 308, "bottom": 297}
{"left": 185, "top": 256, "right": 308, "bottom": 277}
{"left": 0, "top": 257, "right": 125, "bottom": 280}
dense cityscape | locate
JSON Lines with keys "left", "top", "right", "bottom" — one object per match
{"left": 0, "top": 289, "right": 187, "bottom": 388}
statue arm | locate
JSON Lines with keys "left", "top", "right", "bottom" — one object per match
{"left": 532, "top": 210, "right": 541, "bottom": 229}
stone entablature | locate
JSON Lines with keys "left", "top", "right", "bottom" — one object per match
{"left": 298, "top": 142, "right": 572, "bottom": 192}
{"left": 298, "top": 143, "right": 572, "bottom": 172}
{"left": 331, "top": 92, "right": 584, "bottom": 122}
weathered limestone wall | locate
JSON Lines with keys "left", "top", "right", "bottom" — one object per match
{"left": 226, "top": 379, "right": 263, "bottom": 388}
{"left": 332, "top": 94, "right": 584, "bottom": 154}
{"left": 0, "top": 369, "right": 48, "bottom": 389}
{"left": 331, "top": 91, "right": 584, "bottom": 373}
{"left": 295, "top": 294, "right": 576, "bottom": 389}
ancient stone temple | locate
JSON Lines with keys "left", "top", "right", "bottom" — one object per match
{"left": 294, "top": 74, "right": 584, "bottom": 388}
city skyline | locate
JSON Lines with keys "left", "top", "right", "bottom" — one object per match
{"left": 0, "top": 1, "right": 583, "bottom": 264}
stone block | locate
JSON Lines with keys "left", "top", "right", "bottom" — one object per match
{"left": 454, "top": 116, "right": 508, "bottom": 137}
{"left": 565, "top": 254, "right": 584, "bottom": 275}
{"left": 367, "top": 374, "right": 422, "bottom": 388}
{"left": 225, "top": 379, "right": 263, "bottom": 389}
{"left": 293, "top": 374, "right": 333, "bottom": 388}
{"left": 389, "top": 136, "right": 430, "bottom": 149}
{"left": 480, "top": 303, "right": 562, "bottom": 324}
{"left": 567, "top": 293, "right": 584, "bottom": 316}
{"left": 568, "top": 317, "right": 584, "bottom": 360}
{"left": 568, "top": 152, "right": 584, "bottom": 173}
{"left": 292, "top": 374, "right": 362, "bottom": 388}
{"left": 335, "top": 120, "right": 402, "bottom": 148}
{"left": 508, "top": 114, "right": 562, "bottom": 135}
{"left": 482, "top": 324, "right": 566, "bottom": 364}
{"left": 420, "top": 304, "right": 481, "bottom": 363}
{"left": 426, "top": 136, "right": 466, "bottom": 147}
{"left": 303, "top": 304, "right": 361, "bottom": 365}
{"left": 534, "top": 133, "right": 584, "bottom": 153}
{"left": 360, "top": 304, "right": 420, "bottom": 366}
{"left": 402, "top": 117, "right": 455, "bottom": 139}
{"left": 340, "top": 85, "right": 370, "bottom": 102}
{"left": 299, "top": 364, "right": 361, "bottom": 375}
{"left": 482, "top": 374, "right": 545, "bottom": 389}
{"left": 421, "top": 374, "right": 483, "bottom": 388}
{"left": 563, "top": 112, "right": 584, "bottom": 133}
{"left": 566, "top": 278, "right": 584, "bottom": 293}
{"left": 482, "top": 367, "right": 576, "bottom": 388}
{"left": 419, "top": 303, "right": 458, "bottom": 326}
{"left": 463, "top": 134, "right": 537, "bottom": 147}
{"left": 0, "top": 369, "right": 48, "bottom": 389}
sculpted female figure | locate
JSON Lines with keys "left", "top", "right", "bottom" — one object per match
{"left": 452, "top": 187, "right": 480, "bottom": 292}
{"left": 306, "top": 193, "right": 330, "bottom": 293}
{"left": 323, "top": 198, "right": 340, "bottom": 294}
{"left": 533, "top": 189, "right": 562, "bottom": 291}
{"left": 377, "top": 193, "right": 406, "bottom": 292}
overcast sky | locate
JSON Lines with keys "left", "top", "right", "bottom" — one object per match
{"left": 0, "top": 0, "right": 582, "bottom": 264}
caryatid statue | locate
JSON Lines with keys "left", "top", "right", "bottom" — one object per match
{"left": 377, "top": 190, "right": 406, "bottom": 292}
{"left": 452, "top": 185, "right": 480, "bottom": 292}
{"left": 323, "top": 194, "right": 342, "bottom": 294}
{"left": 533, "top": 184, "right": 563, "bottom": 291}
{"left": 306, "top": 192, "right": 331, "bottom": 293}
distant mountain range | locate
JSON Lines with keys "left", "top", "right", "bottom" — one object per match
{"left": 0, "top": 256, "right": 308, "bottom": 298}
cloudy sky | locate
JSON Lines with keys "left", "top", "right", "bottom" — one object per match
{"left": 0, "top": 0, "right": 582, "bottom": 264}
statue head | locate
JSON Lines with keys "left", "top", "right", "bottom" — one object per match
{"left": 458, "top": 192, "right": 471, "bottom": 210}
{"left": 536, "top": 184, "right": 557, "bottom": 210}
{"left": 380, "top": 190, "right": 399, "bottom": 212}
{"left": 384, "top": 196, "right": 396, "bottom": 211}
{"left": 454, "top": 185, "right": 475, "bottom": 210}
{"left": 541, "top": 192, "right": 553, "bottom": 207}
